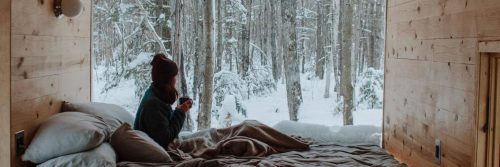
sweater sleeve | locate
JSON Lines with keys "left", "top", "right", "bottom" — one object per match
{"left": 141, "top": 100, "right": 186, "bottom": 148}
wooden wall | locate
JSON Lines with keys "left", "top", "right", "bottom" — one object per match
{"left": 9, "top": 0, "right": 91, "bottom": 166}
{"left": 384, "top": 0, "right": 500, "bottom": 166}
{"left": 0, "top": 0, "right": 11, "bottom": 166}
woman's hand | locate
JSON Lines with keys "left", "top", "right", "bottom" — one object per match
{"left": 176, "top": 100, "right": 193, "bottom": 113}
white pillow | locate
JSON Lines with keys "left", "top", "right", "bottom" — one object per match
{"left": 37, "top": 143, "right": 116, "bottom": 167}
{"left": 22, "top": 112, "right": 109, "bottom": 164}
{"left": 63, "top": 102, "right": 134, "bottom": 131}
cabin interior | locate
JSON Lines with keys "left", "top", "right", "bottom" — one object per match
{"left": 1, "top": 0, "right": 500, "bottom": 166}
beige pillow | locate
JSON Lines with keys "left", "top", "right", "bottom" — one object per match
{"left": 22, "top": 112, "right": 108, "bottom": 164}
{"left": 63, "top": 102, "right": 134, "bottom": 131}
{"left": 38, "top": 143, "right": 116, "bottom": 167}
{"left": 110, "top": 123, "right": 173, "bottom": 163}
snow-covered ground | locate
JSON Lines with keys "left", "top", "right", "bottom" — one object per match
{"left": 92, "top": 65, "right": 383, "bottom": 145}
{"left": 93, "top": 70, "right": 382, "bottom": 126}
{"left": 243, "top": 77, "right": 382, "bottom": 127}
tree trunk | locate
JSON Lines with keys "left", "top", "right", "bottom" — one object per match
{"left": 240, "top": 0, "right": 252, "bottom": 78}
{"left": 269, "top": 0, "right": 280, "bottom": 83}
{"left": 216, "top": 0, "right": 223, "bottom": 72}
{"left": 172, "top": 0, "right": 184, "bottom": 94}
{"left": 198, "top": 0, "right": 214, "bottom": 130}
{"left": 330, "top": 0, "right": 339, "bottom": 96}
{"left": 340, "top": 0, "right": 354, "bottom": 125}
{"left": 334, "top": 0, "right": 342, "bottom": 97}
{"left": 192, "top": 0, "right": 204, "bottom": 101}
{"left": 281, "top": 0, "right": 302, "bottom": 122}
{"left": 171, "top": 0, "right": 192, "bottom": 131}
{"left": 324, "top": 46, "right": 332, "bottom": 98}
{"left": 315, "top": 0, "right": 325, "bottom": 79}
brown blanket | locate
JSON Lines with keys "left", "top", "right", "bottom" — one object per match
{"left": 117, "top": 120, "right": 405, "bottom": 167}
{"left": 169, "top": 120, "right": 311, "bottom": 159}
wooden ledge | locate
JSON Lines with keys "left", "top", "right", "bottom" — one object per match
{"left": 479, "top": 41, "right": 500, "bottom": 53}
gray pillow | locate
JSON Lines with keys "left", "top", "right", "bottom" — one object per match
{"left": 22, "top": 112, "right": 109, "bottom": 164}
{"left": 37, "top": 143, "right": 116, "bottom": 167}
{"left": 110, "top": 123, "right": 173, "bottom": 163}
{"left": 63, "top": 102, "right": 134, "bottom": 131}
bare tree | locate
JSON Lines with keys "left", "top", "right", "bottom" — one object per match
{"left": 326, "top": 0, "right": 340, "bottom": 98}
{"left": 315, "top": 0, "right": 325, "bottom": 79}
{"left": 281, "top": 0, "right": 302, "bottom": 121}
{"left": 216, "top": 0, "right": 223, "bottom": 72}
{"left": 198, "top": 0, "right": 214, "bottom": 130}
{"left": 339, "top": 0, "right": 354, "bottom": 125}
{"left": 269, "top": 0, "right": 280, "bottom": 83}
{"left": 240, "top": 0, "right": 252, "bottom": 78}
{"left": 192, "top": 0, "right": 204, "bottom": 101}
{"left": 171, "top": 0, "right": 193, "bottom": 131}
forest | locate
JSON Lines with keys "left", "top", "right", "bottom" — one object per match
{"left": 92, "top": 0, "right": 386, "bottom": 131}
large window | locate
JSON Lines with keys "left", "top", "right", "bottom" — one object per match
{"left": 92, "top": 0, "right": 386, "bottom": 134}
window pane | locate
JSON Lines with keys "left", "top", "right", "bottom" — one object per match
{"left": 92, "top": 0, "right": 386, "bottom": 144}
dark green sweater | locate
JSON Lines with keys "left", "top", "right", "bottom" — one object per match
{"left": 134, "top": 85, "right": 186, "bottom": 149}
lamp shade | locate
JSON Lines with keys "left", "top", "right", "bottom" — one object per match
{"left": 61, "top": 0, "right": 83, "bottom": 17}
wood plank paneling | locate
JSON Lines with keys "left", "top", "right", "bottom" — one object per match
{"left": 384, "top": 0, "right": 500, "bottom": 166}
{"left": 10, "top": 0, "right": 90, "bottom": 37}
{"left": 0, "top": 0, "right": 11, "bottom": 166}
{"left": 9, "top": 0, "right": 91, "bottom": 166}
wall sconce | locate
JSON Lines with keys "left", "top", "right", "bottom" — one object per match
{"left": 54, "top": 0, "right": 83, "bottom": 18}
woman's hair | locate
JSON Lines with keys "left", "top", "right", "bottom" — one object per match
{"left": 150, "top": 53, "right": 179, "bottom": 104}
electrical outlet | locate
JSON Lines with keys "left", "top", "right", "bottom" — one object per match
{"left": 15, "top": 130, "right": 25, "bottom": 156}
{"left": 435, "top": 138, "right": 441, "bottom": 165}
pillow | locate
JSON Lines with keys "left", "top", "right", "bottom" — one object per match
{"left": 63, "top": 102, "right": 134, "bottom": 131}
{"left": 22, "top": 112, "right": 108, "bottom": 164}
{"left": 38, "top": 143, "right": 116, "bottom": 167}
{"left": 110, "top": 123, "right": 173, "bottom": 163}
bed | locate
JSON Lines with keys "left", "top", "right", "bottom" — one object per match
{"left": 118, "top": 144, "right": 405, "bottom": 167}
{"left": 19, "top": 102, "right": 405, "bottom": 167}
{"left": 118, "top": 120, "right": 405, "bottom": 167}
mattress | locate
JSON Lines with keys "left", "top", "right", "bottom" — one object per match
{"left": 117, "top": 143, "right": 405, "bottom": 167}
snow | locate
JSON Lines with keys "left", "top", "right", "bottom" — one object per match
{"left": 128, "top": 52, "right": 153, "bottom": 68}
{"left": 92, "top": 65, "right": 383, "bottom": 145}
{"left": 273, "top": 121, "right": 381, "bottom": 146}
{"left": 218, "top": 95, "right": 246, "bottom": 127}
{"left": 93, "top": 66, "right": 141, "bottom": 115}
{"left": 244, "top": 76, "right": 382, "bottom": 127}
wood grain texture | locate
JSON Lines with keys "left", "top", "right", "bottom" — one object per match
{"left": 479, "top": 41, "right": 500, "bottom": 53}
{"left": 0, "top": 0, "right": 11, "bottom": 166}
{"left": 384, "top": 0, "right": 500, "bottom": 166}
{"left": 9, "top": 0, "right": 91, "bottom": 166}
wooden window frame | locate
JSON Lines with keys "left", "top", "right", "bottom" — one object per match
{"left": 476, "top": 41, "right": 500, "bottom": 167}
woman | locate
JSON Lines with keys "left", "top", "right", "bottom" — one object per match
{"left": 134, "top": 53, "right": 193, "bottom": 149}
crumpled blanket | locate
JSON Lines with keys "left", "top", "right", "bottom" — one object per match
{"left": 117, "top": 120, "right": 405, "bottom": 167}
{"left": 170, "top": 120, "right": 311, "bottom": 159}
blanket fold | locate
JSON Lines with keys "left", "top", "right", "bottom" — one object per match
{"left": 117, "top": 120, "right": 405, "bottom": 167}
{"left": 170, "top": 120, "right": 310, "bottom": 159}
